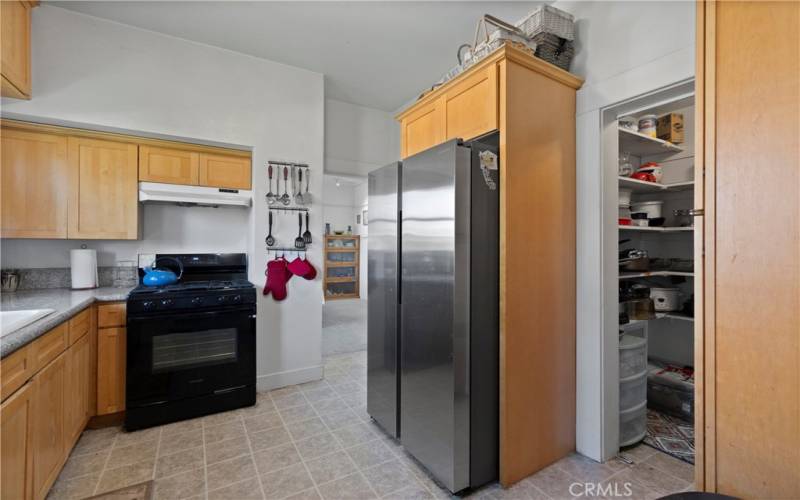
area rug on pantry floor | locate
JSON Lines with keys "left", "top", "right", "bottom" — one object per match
{"left": 86, "top": 481, "right": 153, "bottom": 500}
{"left": 644, "top": 408, "right": 695, "bottom": 465}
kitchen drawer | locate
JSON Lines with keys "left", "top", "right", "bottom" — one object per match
{"left": 98, "top": 303, "right": 126, "bottom": 328}
{"left": 68, "top": 308, "right": 91, "bottom": 345}
{"left": 0, "top": 344, "right": 34, "bottom": 402}
{"left": 30, "top": 323, "right": 68, "bottom": 374}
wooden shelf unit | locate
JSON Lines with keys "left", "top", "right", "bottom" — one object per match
{"left": 323, "top": 235, "right": 360, "bottom": 300}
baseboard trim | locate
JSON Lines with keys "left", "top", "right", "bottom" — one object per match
{"left": 257, "top": 364, "right": 323, "bottom": 392}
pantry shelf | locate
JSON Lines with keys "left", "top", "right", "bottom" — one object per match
{"left": 618, "top": 225, "right": 694, "bottom": 233}
{"left": 627, "top": 312, "right": 694, "bottom": 325}
{"left": 618, "top": 177, "right": 695, "bottom": 193}
{"left": 619, "top": 127, "right": 684, "bottom": 156}
{"left": 619, "top": 271, "right": 695, "bottom": 280}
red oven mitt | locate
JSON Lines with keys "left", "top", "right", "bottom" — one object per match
{"left": 263, "top": 258, "right": 290, "bottom": 301}
{"left": 302, "top": 257, "right": 317, "bottom": 280}
{"left": 287, "top": 257, "right": 311, "bottom": 279}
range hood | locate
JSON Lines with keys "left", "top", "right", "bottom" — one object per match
{"left": 139, "top": 182, "right": 252, "bottom": 207}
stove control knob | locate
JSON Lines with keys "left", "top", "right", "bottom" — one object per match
{"left": 159, "top": 299, "right": 173, "bottom": 308}
{"left": 142, "top": 301, "right": 155, "bottom": 311}
{"left": 191, "top": 297, "right": 204, "bottom": 306}
{"left": 231, "top": 295, "right": 242, "bottom": 303}
{"left": 217, "top": 295, "right": 228, "bottom": 304}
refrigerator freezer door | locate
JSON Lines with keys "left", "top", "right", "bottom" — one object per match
{"left": 367, "top": 162, "right": 401, "bottom": 438}
{"left": 401, "top": 140, "right": 471, "bottom": 493}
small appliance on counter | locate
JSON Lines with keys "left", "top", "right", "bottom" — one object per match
{"left": 125, "top": 253, "right": 256, "bottom": 431}
{"left": 1, "top": 270, "right": 20, "bottom": 292}
{"left": 70, "top": 248, "right": 98, "bottom": 289}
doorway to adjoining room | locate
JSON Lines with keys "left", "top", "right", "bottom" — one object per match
{"left": 321, "top": 173, "right": 368, "bottom": 356}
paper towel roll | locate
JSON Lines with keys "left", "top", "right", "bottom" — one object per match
{"left": 71, "top": 249, "right": 98, "bottom": 289}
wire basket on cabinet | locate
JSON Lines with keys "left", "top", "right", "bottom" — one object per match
{"left": 515, "top": 5, "right": 576, "bottom": 41}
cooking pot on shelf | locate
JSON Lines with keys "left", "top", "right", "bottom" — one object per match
{"left": 142, "top": 257, "right": 184, "bottom": 287}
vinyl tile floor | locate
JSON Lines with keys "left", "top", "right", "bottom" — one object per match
{"left": 49, "top": 351, "right": 694, "bottom": 500}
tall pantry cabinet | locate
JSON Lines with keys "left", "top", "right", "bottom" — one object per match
{"left": 396, "top": 45, "right": 583, "bottom": 486}
{"left": 696, "top": 1, "right": 799, "bottom": 497}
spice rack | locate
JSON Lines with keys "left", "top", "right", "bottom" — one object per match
{"left": 323, "top": 235, "right": 360, "bottom": 300}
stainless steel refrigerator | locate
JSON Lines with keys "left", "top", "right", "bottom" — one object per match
{"left": 368, "top": 136, "right": 499, "bottom": 493}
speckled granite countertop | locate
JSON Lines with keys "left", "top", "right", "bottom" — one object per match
{"left": 1, "top": 287, "right": 133, "bottom": 358}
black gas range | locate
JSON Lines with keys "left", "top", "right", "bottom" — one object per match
{"left": 125, "top": 253, "right": 256, "bottom": 431}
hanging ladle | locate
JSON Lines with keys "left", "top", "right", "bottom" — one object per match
{"left": 281, "top": 166, "right": 291, "bottom": 205}
{"left": 265, "top": 211, "right": 275, "bottom": 247}
{"left": 266, "top": 164, "right": 276, "bottom": 205}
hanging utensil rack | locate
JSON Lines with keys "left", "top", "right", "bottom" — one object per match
{"left": 268, "top": 161, "right": 310, "bottom": 168}
{"left": 268, "top": 206, "right": 309, "bottom": 212}
{"left": 265, "top": 161, "right": 314, "bottom": 256}
{"left": 266, "top": 247, "right": 311, "bottom": 255}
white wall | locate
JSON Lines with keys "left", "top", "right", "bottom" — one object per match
{"left": 324, "top": 98, "right": 399, "bottom": 177}
{"left": 1, "top": 204, "right": 248, "bottom": 267}
{"left": 0, "top": 5, "right": 325, "bottom": 390}
{"left": 321, "top": 175, "right": 356, "bottom": 234}
{"left": 555, "top": 0, "right": 696, "bottom": 461}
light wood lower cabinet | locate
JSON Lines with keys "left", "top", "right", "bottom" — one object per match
{"left": 97, "top": 326, "right": 126, "bottom": 415}
{"left": 64, "top": 334, "right": 91, "bottom": 448}
{"left": 0, "top": 305, "right": 104, "bottom": 500}
{"left": 1, "top": 382, "right": 34, "bottom": 500}
{"left": 31, "top": 352, "right": 66, "bottom": 500}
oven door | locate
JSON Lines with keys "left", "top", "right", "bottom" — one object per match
{"left": 126, "top": 306, "right": 256, "bottom": 407}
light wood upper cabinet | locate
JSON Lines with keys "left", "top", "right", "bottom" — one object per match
{"left": 0, "top": 1, "right": 34, "bottom": 99}
{"left": 199, "top": 153, "right": 251, "bottom": 190}
{"left": 400, "top": 98, "right": 445, "bottom": 159}
{"left": 1, "top": 381, "right": 33, "bottom": 500}
{"left": 67, "top": 137, "right": 139, "bottom": 240}
{"left": 442, "top": 63, "right": 498, "bottom": 144}
{"left": 97, "top": 326, "right": 125, "bottom": 415}
{"left": 31, "top": 352, "right": 65, "bottom": 500}
{"left": 139, "top": 145, "right": 199, "bottom": 185}
{"left": 1, "top": 129, "right": 69, "bottom": 238}
{"left": 399, "top": 63, "right": 498, "bottom": 159}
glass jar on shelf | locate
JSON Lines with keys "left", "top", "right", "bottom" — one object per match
{"left": 618, "top": 152, "right": 634, "bottom": 177}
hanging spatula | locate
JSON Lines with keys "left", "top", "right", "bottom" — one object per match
{"left": 294, "top": 213, "right": 306, "bottom": 249}
{"left": 303, "top": 212, "right": 312, "bottom": 245}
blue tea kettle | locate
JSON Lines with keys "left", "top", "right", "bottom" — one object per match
{"left": 142, "top": 257, "right": 184, "bottom": 287}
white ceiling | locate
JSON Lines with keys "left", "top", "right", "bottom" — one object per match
{"left": 51, "top": 1, "right": 545, "bottom": 111}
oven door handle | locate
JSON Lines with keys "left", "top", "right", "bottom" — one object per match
{"left": 214, "top": 385, "right": 248, "bottom": 395}
{"left": 126, "top": 306, "right": 256, "bottom": 323}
